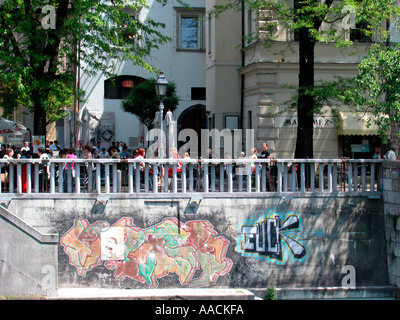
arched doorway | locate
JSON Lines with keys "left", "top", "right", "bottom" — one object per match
{"left": 177, "top": 104, "right": 206, "bottom": 158}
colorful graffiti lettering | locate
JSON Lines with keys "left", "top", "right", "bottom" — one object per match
{"left": 237, "top": 211, "right": 308, "bottom": 264}
{"left": 60, "top": 217, "right": 233, "bottom": 287}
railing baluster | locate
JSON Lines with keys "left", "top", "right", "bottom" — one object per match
{"left": 181, "top": 163, "right": 186, "bottom": 193}
{"left": 238, "top": 164, "right": 243, "bottom": 192}
{"left": 96, "top": 163, "right": 101, "bottom": 194}
{"left": 261, "top": 164, "right": 266, "bottom": 192}
{"left": 291, "top": 164, "right": 296, "bottom": 191}
{"left": 228, "top": 163, "right": 233, "bottom": 193}
{"left": 353, "top": 162, "right": 358, "bottom": 192}
{"left": 277, "top": 162, "right": 282, "bottom": 193}
{"left": 310, "top": 162, "right": 315, "bottom": 192}
{"left": 361, "top": 163, "right": 366, "bottom": 192}
{"left": 144, "top": 163, "right": 149, "bottom": 193}
{"left": 370, "top": 163, "right": 375, "bottom": 192}
{"left": 332, "top": 163, "right": 338, "bottom": 192}
{"left": 135, "top": 163, "right": 140, "bottom": 193}
{"left": 255, "top": 163, "right": 260, "bottom": 192}
{"left": 105, "top": 164, "right": 110, "bottom": 194}
{"left": 319, "top": 163, "right": 324, "bottom": 192}
{"left": 49, "top": 163, "right": 54, "bottom": 194}
{"left": 247, "top": 165, "right": 252, "bottom": 193}
{"left": 87, "top": 163, "right": 93, "bottom": 193}
{"left": 220, "top": 164, "right": 224, "bottom": 192}
{"left": 203, "top": 163, "right": 209, "bottom": 193}
{"left": 17, "top": 163, "right": 22, "bottom": 193}
{"left": 283, "top": 163, "right": 288, "bottom": 192}
{"left": 189, "top": 163, "right": 194, "bottom": 192}
{"left": 210, "top": 164, "right": 215, "bottom": 192}
{"left": 172, "top": 163, "right": 177, "bottom": 193}
{"left": 112, "top": 163, "right": 117, "bottom": 193}
{"left": 58, "top": 163, "right": 63, "bottom": 193}
{"left": 300, "top": 163, "right": 305, "bottom": 192}
{"left": 75, "top": 164, "right": 80, "bottom": 194}
{"left": 27, "top": 163, "right": 32, "bottom": 194}
{"left": 164, "top": 164, "right": 169, "bottom": 192}
{"left": 327, "top": 162, "right": 332, "bottom": 192}
{"left": 152, "top": 164, "right": 158, "bottom": 193}
{"left": 348, "top": 162, "right": 353, "bottom": 192}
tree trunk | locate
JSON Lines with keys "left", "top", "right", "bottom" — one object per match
{"left": 295, "top": 27, "right": 315, "bottom": 159}
{"left": 32, "top": 91, "right": 47, "bottom": 137}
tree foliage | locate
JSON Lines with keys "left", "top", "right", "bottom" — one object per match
{"left": 121, "top": 78, "right": 179, "bottom": 130}
{"left": 0, "top": 0, "right": 172, "bottom": 135}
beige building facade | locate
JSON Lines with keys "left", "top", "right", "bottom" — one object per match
{"left": 205, "top": 1, "right": 388, "bottom": 159}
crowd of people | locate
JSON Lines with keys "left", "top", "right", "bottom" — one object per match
{"left": 0, "top": 138, "right": 276, "bottom": 191}
{"left": 0, "top": 138, "right": 274, "bottom": 162}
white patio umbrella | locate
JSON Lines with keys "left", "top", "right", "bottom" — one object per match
{"left": 138, "top": 120, "right": 145, "bottom": 148}
{"left": 164, "top": 110, "right": 177, "bottom": 158}
{"left": 76, "top": 107, "right": 90, "bottom": 149}
{"left": 0, "top": 117, "right": 29, "bottom": 135}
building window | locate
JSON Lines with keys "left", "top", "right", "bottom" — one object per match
{"left": 349, "top": 22, "right": 372, "bottom": 42}
{"left": 175, "top": 8, "right": 205, "bottom": 51}
{"left": 225, "top": 115, "right": 239, "bottom": 130}
{"left": 191, "top": 87, "right": 206, "bottom": 100}
{"left": 104, "top": 75, "right": 145, "bottom": 99}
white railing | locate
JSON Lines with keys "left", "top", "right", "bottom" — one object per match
{"left": 0, "top": 158, "right": 384, "bottom": 197}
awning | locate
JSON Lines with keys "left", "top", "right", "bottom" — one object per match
{"left": 337, "top": 112, "right": 379, "bottom": 135}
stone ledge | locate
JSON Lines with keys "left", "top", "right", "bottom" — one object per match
{"left": 274, "top": 286, "right": 399, "bottom": 300}
{"left": 51, "top": 288, "right": 255, "bottom": 300}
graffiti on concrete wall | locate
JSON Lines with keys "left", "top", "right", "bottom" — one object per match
{"left": 237, "top": 211, "right": 308, "bottom": 264}
{"left": 60, "top": 217, "right": 233, "bottom": 287}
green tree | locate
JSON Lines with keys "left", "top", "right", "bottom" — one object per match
{"left": 211, "top": 0, "right": 400, "bottom": 158}
{"left": 0, "top": 0, "right": 172, "bottom": 136}
{"left": 121, "top": 78, "right": 179, "bottom": 130}
{"left": 354, "top": 43, "right": 400, "bottom": 149}
{"left": 323, "top": 43, "right": 400, "bottom": 149}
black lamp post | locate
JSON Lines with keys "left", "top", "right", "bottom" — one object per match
{"left": 155, "top": 72, "right": 168, "bottom": 158}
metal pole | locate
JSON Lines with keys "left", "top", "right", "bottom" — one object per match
{"left": 159, "top": 101, "right": 164, "bottom": 158}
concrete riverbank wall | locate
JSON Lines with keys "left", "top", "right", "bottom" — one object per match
{"left": 0, "top": 193, "right": 388, "bottom": 297}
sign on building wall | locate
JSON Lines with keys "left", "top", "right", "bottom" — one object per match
{"left": 275, "top": 116, "right": 336, "bottom": 128}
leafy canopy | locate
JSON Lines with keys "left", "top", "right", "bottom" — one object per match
{"left": 121, "top": 78, "right": 179, "bottom": 130}
{"left": 0, "top": 0, "right": 172, "bottom": 131}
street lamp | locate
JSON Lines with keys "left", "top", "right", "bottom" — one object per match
{"left": 155, "top": 72, "right": 168, "bottom": 158}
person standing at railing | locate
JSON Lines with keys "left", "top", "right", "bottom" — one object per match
{"left": 63, "top": 148, "right": 77, "bottom": 192}
{"left": 21, "top": 141, "right": 30, "bottom": 153}
{"left": 0, "top": 144, "right": 6, "bottom": 158}
{"left": 38, "top": 147, "right": 51, "bottom": 192}
{"left": 260, "top": 142, "right": 274, "bottom": 191}
{"left": 119, "top": 145, "right": 129, "bottom": 159}
{"left": 168, "top": 146, "right": 182, "bottom": 178}
{"left": 49, "top": 141, "right": 58, "bottom": 152}
{"left": 94, "top": 141, "right": 102, "bottom": 153}
{"left": 99, "top": 148, "right": 109, "bottom": 158}
{"left": 134, "top": 148, "right": 145, "bottom": 170}
{"left": 250, "top": 147, "right": 258, "bottom": 174}
{"left": 0, "top": 148, "right": 13, "bottom": 188}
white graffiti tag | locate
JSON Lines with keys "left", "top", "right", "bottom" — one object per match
{"left": 239, "top": 213, "right": 307, "bottom": 263}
